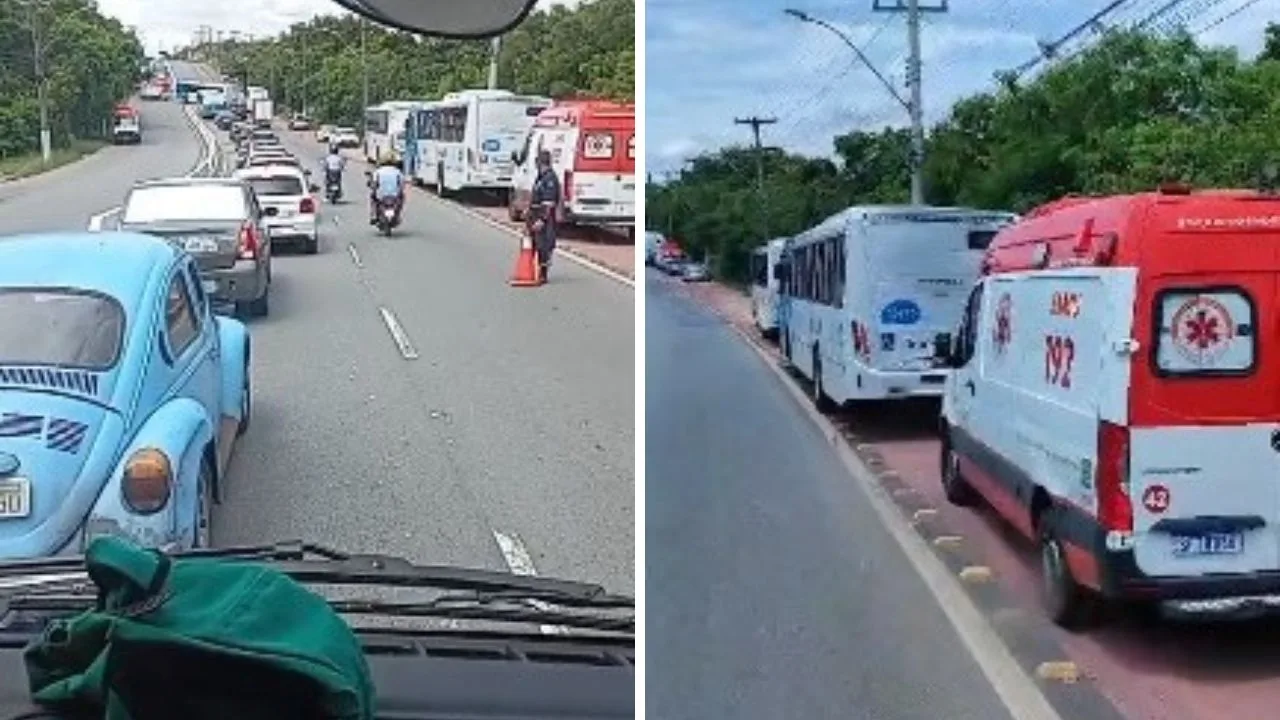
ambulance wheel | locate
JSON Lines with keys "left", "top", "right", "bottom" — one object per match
{"left": 940, "top": 437, "right": 976, "bottom": 506}
{"left": 811, "top": 350, "right": 835, "bottom": 413}
{"left": 1039, "top": 513, "right": 1099, "bottom": 630}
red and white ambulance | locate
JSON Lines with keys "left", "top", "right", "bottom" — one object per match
{"left": 508, "top": 100, "right": 635, "bottom": 232}
{"left": 937, "top": 183, "right": 1280, "bottom": 628}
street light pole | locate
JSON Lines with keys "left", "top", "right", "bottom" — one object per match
{"left": 16, "top": 0, "right": 52, "bottom": 164}
{"left": 487, "top": 36, "right": 501, "bottom": 90}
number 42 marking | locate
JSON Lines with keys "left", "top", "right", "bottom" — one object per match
{"left": 1045, "top": 334, "right": 1074, "bottom": 388}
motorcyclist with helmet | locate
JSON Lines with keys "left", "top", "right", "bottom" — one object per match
{"left": 321, "top": 143, "right": 346, "bottom": 201}
{"left": 367, "top": 152, "right": 406, "bottom": 226}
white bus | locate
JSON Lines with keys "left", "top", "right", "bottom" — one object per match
{"left": 363, "top": 101, "right": 423, "bottom": 163}
{"left": 781, "top": 205, "right": 1017, "bottom": 407}
{"left": 749, "top": 237, "right": 788, "bottom": 340}
{"left": 426, "top": 89, "right": 551, "bottom": 196}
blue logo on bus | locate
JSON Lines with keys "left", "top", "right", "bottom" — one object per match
{"left": 482, "top": 138, "right": 501, "bottom": 152}
{"left": 881, "top": 299, "right": 921, "bottom": 326}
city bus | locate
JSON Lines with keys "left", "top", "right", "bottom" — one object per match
{"left": 749, "top": 237, "right": 789, "bottom": 340}
{"left": 426, "top": 89, "right": 551, "bottom": 196}
{"left": 781, "top": 205, "right": 1017, "bottom": 407}
{"left": 509, "top": 100, "right": 635, "bottom": 231}
{"left": 363, "top": 100, "right": 424, "bottom": 163}
{"left": 402, "top": 102, "right": 442, "bottom": 186}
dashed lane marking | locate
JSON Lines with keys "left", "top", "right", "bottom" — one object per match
{"left": 491, "top": 530, "right": 564, "bottom": 635}
{"left": 348, "top": 243, "right": 363, "bottom": 268}
{"left": 377, "top": 306, "right": 419, "bottom": 360}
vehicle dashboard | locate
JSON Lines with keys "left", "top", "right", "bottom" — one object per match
{"left": 0, "top": 628, "right": 635, "bottom": 719}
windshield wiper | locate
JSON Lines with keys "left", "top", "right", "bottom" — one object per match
{"left": 0, "top": 541, "right": 633, "bottom": 609}
{"left": 0, "top": 593, "right": 633, "bottom": 634}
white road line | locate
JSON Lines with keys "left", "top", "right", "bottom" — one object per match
{"left": 725, "top": 321, "right": 1063, "bottom": 720}
{"left": 420, "top": 192, "right": 636, "bottom": 288}
{"left": 86, "top": 106, "right": 217, "bottom": 231}
{"left": 492, "top": 529, "right": 563, "bottom": 635}
{"left": 377, "top": 305, "right": 419, "bottom": 360}
{"left": 347, "top": 243, "right": 363, "bottom": 268}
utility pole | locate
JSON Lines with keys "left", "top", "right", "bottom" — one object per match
{"left": 873, "top": 0, "right": 947, "bottom": 205}
{"left": 735, "top": 115, "right": 776, "bottom": 244}
{"left": 487, "top": 36, "right": 501, "bottom": 90}
{"left": 734, "top": 116, "right": 776, "bottom": 192}
{"left": 360, "top": 18, "right": 370, "bottom": 113}
{"left": 15, "top": 0, "right": 52, "bottom": 164}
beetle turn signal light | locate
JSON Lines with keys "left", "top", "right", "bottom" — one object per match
{"left": 122, "top": 447, "right": 172, "bottom": 514}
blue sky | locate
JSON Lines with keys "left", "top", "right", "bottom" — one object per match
{"left": 645, "top": 0, "right": 1275, "bottom": 176}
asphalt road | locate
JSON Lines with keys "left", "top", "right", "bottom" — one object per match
{"left": 645, "top": 273, "right": 1015, "bottom": 720}
{"left": 0, "top": 63, "right": 635, "bottom": 598}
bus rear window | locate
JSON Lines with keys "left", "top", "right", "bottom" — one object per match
{"left": 968, "top": 230, "right": 997, "bottom": 250}
{"left": 1153, "top": 288, "right": 1256, "bottom": 376}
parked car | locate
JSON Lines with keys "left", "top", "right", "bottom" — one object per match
{"left": 0, "top": 231, "right": 251, "bottom": 559}
{"left": 330, "top": 126, "right": 360, "bottom": 148}
{"left": 234, "top": 165, "right": 321, "bottom": 254}
{"left": 114, "top": 177, "right": 274, "bottom": 318}
{"left": 315, "top": 124, "right": 336, "bottom": 143}
{"left": 288, "top": 115, "right": 312, "bottom": 130}
{"left": 681, "top": 261, "right": 711, "bottom": 282}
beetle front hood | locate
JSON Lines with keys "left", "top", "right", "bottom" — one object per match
{"left": 0, "top": 390, "right": 124, "bottom": 558}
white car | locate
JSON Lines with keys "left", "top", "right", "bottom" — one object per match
{"left": 330, "top": 126, "right": 360, "bottom": 148}
{"left": 234, "top": 165, "right": 320, "bottom": 255}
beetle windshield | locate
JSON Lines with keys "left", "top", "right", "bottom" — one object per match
{"left": 0, "top": 290, "right": 124, "bottom": 370}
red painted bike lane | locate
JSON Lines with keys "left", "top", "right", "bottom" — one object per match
{"left": 668, "top": 275, "right": 1280, "bottom": 720}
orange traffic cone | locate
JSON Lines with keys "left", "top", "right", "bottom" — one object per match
{"left": 509, "top": 231, "right": 542, "bottom": 287}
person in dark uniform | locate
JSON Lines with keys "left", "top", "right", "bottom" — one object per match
{"left": 527, "top": 149, "right": 561, "bottom": 282}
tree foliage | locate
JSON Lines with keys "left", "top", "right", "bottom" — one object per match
{"left": 187, "top": 0, "right": 634, "bottom": 126}
{"left": 648, "top": 27, "right": 1280, "bottom": 282}
{"left": 0, "top": 0, "right": 143, "bottom": 158}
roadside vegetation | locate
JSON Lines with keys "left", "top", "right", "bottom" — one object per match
{"left": 185, "top": 0, "right": 634, "bottom": 126}
{"left": 0, "top": 0, "right": 143, "bottom": 163}
{"left": 646, "top": 26, "right": 1280, "bottom": 283}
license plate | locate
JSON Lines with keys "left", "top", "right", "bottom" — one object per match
{"left": 1173, "top": 532, "right": 1243, "bottom": 557}
{"left": 201, "top": 279, "right": 217, "bottom": 294}
{"left": 182, "top": 236, "right": 219, "bottom": 253}
{"left": 0, "top": 478, "right": 31, "bottom": 519}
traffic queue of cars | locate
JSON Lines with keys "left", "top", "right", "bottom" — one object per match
{"left": 0, "top": 113, "right": 338, "bottom": 560}
{"left": 744, "top": 182, "right": 1280, "bottom": 630}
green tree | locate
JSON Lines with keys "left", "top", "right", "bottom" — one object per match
{"left": 185, "top": 0, "right": 633, "bottom": 125}
{"left": 0, "top": 0, "right": 142, "bottom": 157}
{"left": 649, "top": 26, "right": 1280, "bottom": 284}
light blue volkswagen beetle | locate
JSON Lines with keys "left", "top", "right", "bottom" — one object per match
{"left": 0, "top": 232, "right": 251, "bottom": 559}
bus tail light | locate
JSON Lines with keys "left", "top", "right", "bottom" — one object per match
{"left": 563, "top": 170, "right": 574, "bottom": 202}
{"left": 299, "top": 197, "right": 316, "bottom": 214}
{"left": 237, "top": 222, "right": 259, "bottom": 260}
{"left": 851, "top": 320, "right": 870, "bottom": 358}
{"left": 467, "top": 148, "right": 476, "bottom": 168}
{"left": 1097, "top": 420, "right": 1133, "bottom": 533}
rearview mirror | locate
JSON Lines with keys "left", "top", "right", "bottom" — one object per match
{"left": 263, "top": 207, "right": 279, "bottom": 217}
{"left": 330, "top": 0, "right": 535, "bottom": 38}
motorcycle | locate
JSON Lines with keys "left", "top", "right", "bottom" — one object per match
{"left": 375, "top": 196, "right": 401, "bottom": 236}
{"left": 325, "top": 171, "right": 342, "bottom": 203}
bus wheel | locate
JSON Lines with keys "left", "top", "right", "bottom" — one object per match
{"left": 1039, "top": 511, "right": 1100, "bottom": 630}
{"left": 811, "top": 350, "right": 835, "bottom": 413}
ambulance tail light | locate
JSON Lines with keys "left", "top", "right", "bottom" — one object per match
{"left": 1096, "top": 420, "right": 1133, "bottom": 533}
{"left": 563, "top": 170, "right": 574, "bottom": 202}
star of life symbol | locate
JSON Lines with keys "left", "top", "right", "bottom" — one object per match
{"left": 992, "top": 293, "right": 1012, "bottom": 354}
{"left": 1171, "top": 295, "right": 1234, "bottom": 366}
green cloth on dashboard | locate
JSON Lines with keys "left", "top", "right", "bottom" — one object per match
{"left": 23, "top": 536, "right": 374, "bottom": 720}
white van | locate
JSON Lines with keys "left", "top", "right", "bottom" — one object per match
{"left": 938, "top": 185, "right": 1280, "bottom": 628}
{"left": 780, "top": 206, "right": 1017, "bottom": 408}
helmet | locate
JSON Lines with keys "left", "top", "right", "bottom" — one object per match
{"left": 328, "top": 143, "right": 339, "bottom": 154}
